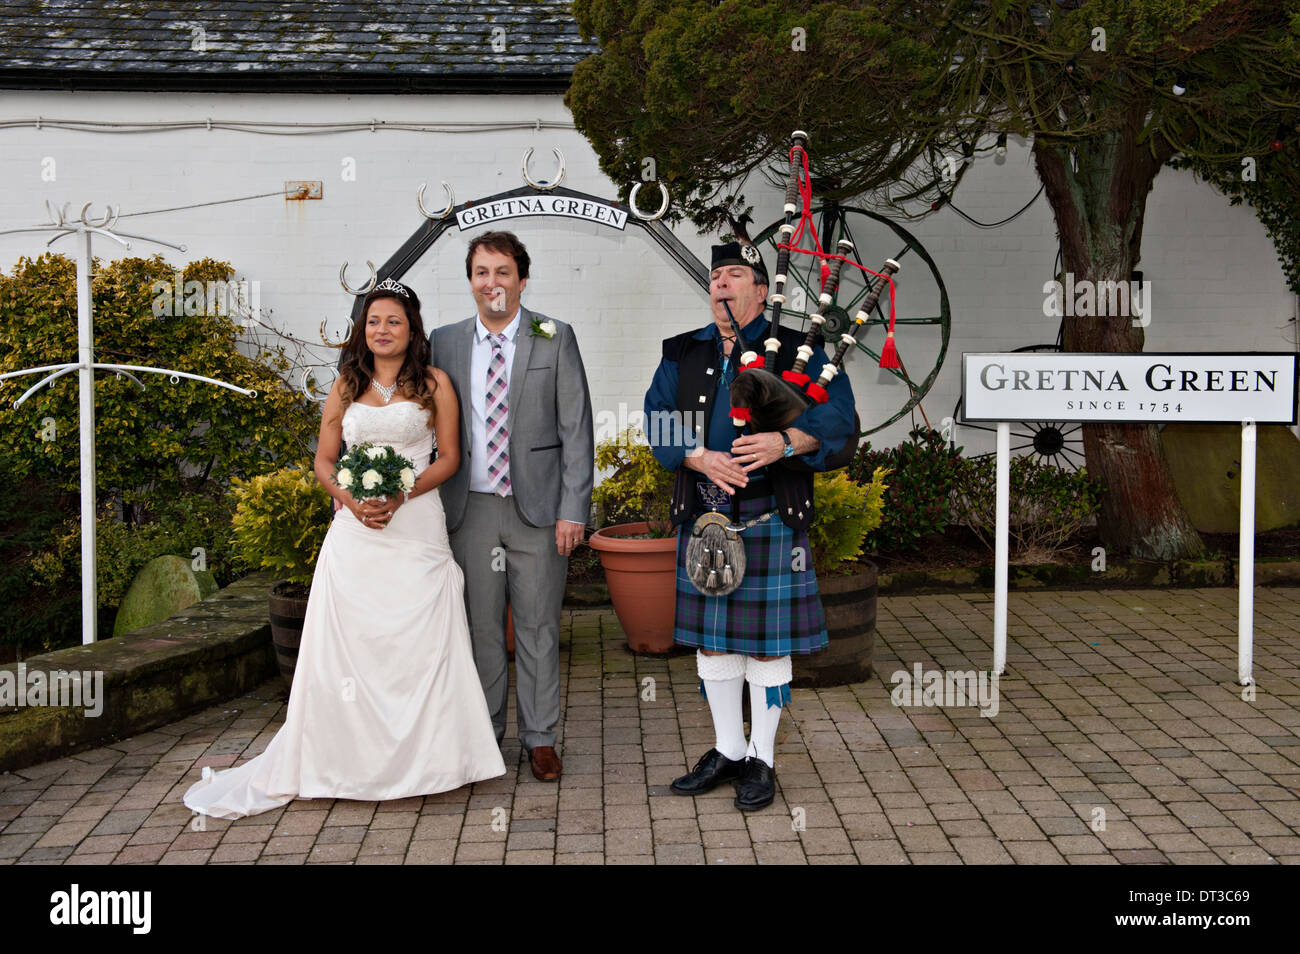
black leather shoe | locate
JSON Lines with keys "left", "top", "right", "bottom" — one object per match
{"left": 670, "top": 748, "right": 746, "bottom": 795}
{"left": 734, "top": 758, "right": 777, "bottom": 811}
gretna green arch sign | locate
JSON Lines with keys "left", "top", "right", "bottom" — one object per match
{"left": 343, "top": 177, "right": 702, "bottom": 332}
{"left": 456, "top": 194, "right": 629, "bottom": 231}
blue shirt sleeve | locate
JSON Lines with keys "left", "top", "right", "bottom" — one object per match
{"left": 644, "top": 355, "right": 686, "bottom": 472}
{"left": 787, "top": 338, "right": 856, "bottom": 471}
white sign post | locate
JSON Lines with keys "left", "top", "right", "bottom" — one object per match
{"left": 962, "top": 352, "right": 1299, "bottom": 685}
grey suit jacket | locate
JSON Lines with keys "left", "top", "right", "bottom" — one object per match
{"left": 429, "top": 306, "right": 595, "bottom": 534}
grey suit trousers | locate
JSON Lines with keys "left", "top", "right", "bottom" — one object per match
{"left": 450, "top": 492, "right": 566, "bottom": 750}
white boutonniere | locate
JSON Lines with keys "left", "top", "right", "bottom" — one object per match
{"left": 531, "top": 318, "right": 556, "bottom": 339}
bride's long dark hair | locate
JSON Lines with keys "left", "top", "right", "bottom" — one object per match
{"left": 333, "top": 282, "right": 437, "bottom": 426}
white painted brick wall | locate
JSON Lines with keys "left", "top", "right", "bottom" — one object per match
{"left": 1, "top": 90, "right": 1295, "bottom": 459}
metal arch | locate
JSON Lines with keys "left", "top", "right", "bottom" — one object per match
{"left": 339, "top": 260, "right": 377, "bottom": 295}
{"left": 521, "top": 147, "right": 566, "bottom": 191}
{"left": 628, "top": 182, "right": 670, "bottom": 221}
{"left": 416, "top": 181, "right": 455, "bottom": 220}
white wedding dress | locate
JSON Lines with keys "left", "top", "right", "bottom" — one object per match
{"left": 184, "top": 401, "right": 505, "bottom": 820}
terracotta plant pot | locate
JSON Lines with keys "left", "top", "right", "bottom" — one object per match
{"left": 268, "top": 580, "right": 310, "bottom": 689}
{"left": 793, "top": 560, "right": 877, "bottom": 688}
{"left": 588, "top": 522, "right": 678, "bottom": 655}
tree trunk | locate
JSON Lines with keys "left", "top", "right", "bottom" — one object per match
{"left": 1032, "top": 119, "right": 1205, "bottom": 561}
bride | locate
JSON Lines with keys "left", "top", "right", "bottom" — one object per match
{"left": 184, "top": 279, "right": 505, "bottom": 820}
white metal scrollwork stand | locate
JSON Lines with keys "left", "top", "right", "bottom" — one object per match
{"left": 0, "top": 201, "right": 257, "bottom": 645}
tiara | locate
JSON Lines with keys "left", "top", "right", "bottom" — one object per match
{"left": 374, "top": 278, "right": 409, "bottom": 298}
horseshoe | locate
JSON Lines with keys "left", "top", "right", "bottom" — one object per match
{"left": 339, "top": 260, "right": 377, "bottom": 296}
{"left": 629, "top": 181, "right": 670, "bottom": 221}
{"left": 416, "top": 181, "right": 455, "bottom": 219}
{"left": 45, "top": 200, "right": 70, "bottom": 227}
{"left": 521, "top": 147, "right": 565, "bottom": 191}
{"left": 79, "top": 202, "right": 118, "bottom": 229}
{"left": 319, "top": 316, "right": 354, "bottom": 344}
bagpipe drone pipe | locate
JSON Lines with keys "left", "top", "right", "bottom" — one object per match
{"left": 725, "top": 131, "right": 901, "bottom": 470}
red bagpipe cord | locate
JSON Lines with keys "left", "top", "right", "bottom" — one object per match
{"left": 779, "top": 145, "right": 900, "bottom": 371}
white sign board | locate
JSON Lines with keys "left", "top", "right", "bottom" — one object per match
{"left": 962, "top": 352, "right": 1298, "bottom": 424}
{"left": 457, "top": 195, "right": 628, "bottom": 231}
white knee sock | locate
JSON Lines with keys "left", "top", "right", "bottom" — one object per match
{"left": 696, "top": 650, "right": 747, "bottom": 761}
{"left": 744, "top": 656, "right": 792, "bottom": 768}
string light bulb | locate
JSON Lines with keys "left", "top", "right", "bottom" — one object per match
{"left": 1173, "top": 73, "right": 1188, "bottom": 96}
{"left": 995, "top": 133, "right": 1008, "bottom": 156}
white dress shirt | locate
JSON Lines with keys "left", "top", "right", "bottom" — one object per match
{"left": 468, "top": 310, "right": 520, "bottom": 494}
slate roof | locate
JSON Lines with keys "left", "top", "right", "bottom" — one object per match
{"left": 0, "top": 1, "right": 598, "bottom": 92}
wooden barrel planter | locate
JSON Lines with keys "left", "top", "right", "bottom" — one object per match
{"left": 793, "top": 561, "right": 877, "bottom": 688}
{"left": 268, "top": 581, "right": 310, "bottom": 689}
{"left": 588, "top": 521, "right": 678, "bottom": 655}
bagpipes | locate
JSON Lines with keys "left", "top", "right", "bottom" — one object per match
{"left": 685, "top": 131, "right": 905, "bottom": 598}
{"left": 725, "top": 130, "right": 901, "bottom": 467}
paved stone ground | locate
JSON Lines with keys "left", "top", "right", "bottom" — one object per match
{"left": 2, "top": 586, "right": 1297, "bottom": 865}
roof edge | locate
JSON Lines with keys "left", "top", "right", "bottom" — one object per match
{"left": 0, "top": 70, "right": 574, "bottom": 95}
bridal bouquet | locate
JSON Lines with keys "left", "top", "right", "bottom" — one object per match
{"left": 334, "top": 443, "right": 417, "bottom": 501}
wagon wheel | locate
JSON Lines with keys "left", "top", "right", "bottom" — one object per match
{"left": 752, "top": 201, "right": 951, "bottom": 435}
{"left": 951, "top": 343, "right": 1087, "bottom": 470}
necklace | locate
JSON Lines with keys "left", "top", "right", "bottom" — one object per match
{"left": 371, "top": 378, "right": 399, "bottom": 404}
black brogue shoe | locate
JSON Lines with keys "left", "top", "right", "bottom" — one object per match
{"left": 670, "top": 748, "right": 746, "bottom": 795}
{"left": 733, "top": 757, "right": 777, "bottom": 811}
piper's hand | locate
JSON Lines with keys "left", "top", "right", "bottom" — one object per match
{"left": 731, "top": 432, "right": 785, "bottom": 472}
{"left": 693, "top": 449, "right": 749, "bottom": 494}
{"left": 556, "top": 519, "right": 585, "bottom": 556}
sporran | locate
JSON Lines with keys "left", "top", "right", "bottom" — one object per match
{"left": 685, "top": 511, "right": 746, "bottom": 597}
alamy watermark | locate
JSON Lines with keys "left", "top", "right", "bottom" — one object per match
{"left": 594, "top": 405, "right": 705, "bottom": 449}
{"left": 0, "top": 664, "right": 103, "bottom": 717}
{"left": 49, "top": 884, "right": 150, "bottom": 934}
{"left": 151, "top": 274, "right": 260, "bottom": 324}
{"left": 1043, "top": 274, "right": 1151, "bottom": 327}
{"left": 890, "top": 664, "right": 999, "bottom": 717}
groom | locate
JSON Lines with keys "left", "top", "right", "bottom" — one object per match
{"left": 431, "top": 230, "right": 594, "bottom": 782}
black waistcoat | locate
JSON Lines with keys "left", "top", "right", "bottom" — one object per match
{"left": 664, "top": 323, "right": 816, "bottom": 531}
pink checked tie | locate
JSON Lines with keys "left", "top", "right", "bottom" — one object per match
{"left": 485, "top": 332, "right": 511, "bottom": 496}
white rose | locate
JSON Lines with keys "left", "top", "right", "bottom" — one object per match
{"left": 337, "top": 468, "right": 353, "bottom": 488}
{"left": 365, "top": 446, "right": 386, "bottom": 460}
{"left": 539, "top": 320, "right": 556, "bottom": 337}
{"left": 361, "top": 469, "right": 381, "bottom": 490}
{"left": 399, "top": 468, "right": 416, "bottom": 492}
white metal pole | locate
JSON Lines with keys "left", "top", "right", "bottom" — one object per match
{"left": 76, "top": 228, "right": 97, "bottom": 645}
{"left": 1238, "top": 420, "right": 1256, "bottom": 685}
{"left": 993, "top": 421, "right": 1010, "bottom": 675}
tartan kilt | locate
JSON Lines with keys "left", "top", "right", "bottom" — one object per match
{"left": 674, "top": 494, "right": 828, "bottom": 657}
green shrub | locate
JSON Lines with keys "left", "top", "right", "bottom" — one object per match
{"left": 0, "top": 253, "right": 319, "bottom": 522}
{"left": 809, "top": 467, "right": 889, "bottom": 574}
{"left": 0, "top": 477, "right": 81, "bottom": 652}
{"left": 22, "top": 493, "right": 244, "bottom": 651}
{"left": 230, "top": 464, "right": 332, "bottom": 589}
{"left": 950, "top": 455, "right": 1105, "bottom": 562}
{"left": 593, "top": 427, "right": 674, "bottom": 535}
{"left": 847, "top": 427, "right": 962, "bottom": 553}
